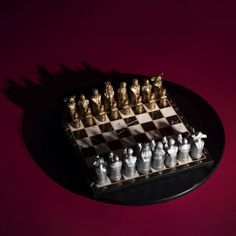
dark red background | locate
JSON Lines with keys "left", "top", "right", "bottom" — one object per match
{"left": 1, "top": 1, "right": 236, "bottom": 235}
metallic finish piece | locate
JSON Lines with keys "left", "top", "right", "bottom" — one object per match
{"left": 123, "top": 148, "right": 137, "bottom": 177}
{"left": 122, "top": 105, "right": 131, "bottom": 115}
{"left": 84, "top": 107, "right": 94, "bottom": 126}
{"left": 141, "top": 79, "right": 152, "bottom": 104}
{"left": 147, "top": 93, "right": 157, "bottom": 110}
{"left": 93, "top": 156, "right": 107, "bottom": 185}
{"left": 162, "top": 136, "right": 169, "bottom": 149}
{"left": 91, "top": 88, "right": 102, "bottom": 116}
{"left": 160, "top": 88, "right": 168, "bottom": 107}
{"left": 149, "top": 140, "right": 156, "bottom": 151}
{"left": 111, "top": 102, "right": 119, "bottom": 120}
{"left": 64, "top": 95, "right": 77, "bottom": 119}
{"left": 177, "top": 138, "right": 190, "bottom": 163}
{"left": 152, "top": 141, "right": 165, "bottom": 170}
{"left": 97, "top": 105, "right": 106, "bottom": 122}
{"left": 117, "top": 82, "right": 129, "bottom": 109}
{"left": 190, "top": 132, "right": 207, "bottom": 159}
{"left": 136, "top": 143, "right": 142, "bottom": 159}
{"left": 70, "top": 112, "right": 81, "bottom": 128}
{"left": 151, "top": 73, "right": 163, "bottom": 99}
{"left": 130, "top": 79, "right": 141, "bottom": 106}
{"left": 177, "top": 133, "right": 183, "bottom": 145}
{"left": 136, "top": 101, "right": 143, "bottom": 114}
{"left": 137, "top": 143, "right": 152, "bottom": 174}
{"left": 165, "top": 138, "right": 178, "bottom": 168}
{"left": 135, "top": 94, "right": 144, "bottom": 114}
{"left": 77, "top": 94, "right": 89, "bottom": 118}
{"left": 109, "top": 155, "right": 122, "bottom": 182}
{"left": 104, "top": 81, "right": 115, "bottom": 111}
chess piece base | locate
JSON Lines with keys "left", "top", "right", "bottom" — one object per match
{"left": 136, "top": 103, "right": 143, "bottom": 114}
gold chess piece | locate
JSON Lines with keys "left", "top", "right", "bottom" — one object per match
{"left": 70, "top": 112, "right": 81, "bottom": 128}
{"left": 135, "top": 96, "right": 143, "bottom": 114}
{"left": 91, "top": 88, "right": 102, "bottom": 116}
{"left": 111, "top": 101, "right": 119, "bottom": 120}
{"left": 147, "top": 93, "right": 157, "bottom": 110}
{"left": 77, "top": 94, "right": 89, "bottom": 118}
{"left": 117, "top": 82, "right": 130, "bottom": 115}
{"left": 97, "top": 105, "right": 106, "bottom": 122}
{"left": 84, "top": 107, "right": 94, "bottom": 126}
{"left": 151, "top": 74, "right": 163, "bottom": 99}
{"left": 141, "top": 79, "right": 152, "bottom": 104}
{"left": 104, "top": 81, "right": 115, "bottom": 111}
{"left": 159, "top": 88, "right": 168, "bottom": 107}
{"left": 64, "top": 95, "right": 77, "bottom": 119}
{"left": 130, "top": 79, "right": 141, "bottom": 106}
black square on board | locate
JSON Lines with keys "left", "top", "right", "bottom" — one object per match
{"left": 116, "top": 128, "right": 131, "bottom": 138}
{"left": 149, "top": 110, "right": 163, "bottom": 120}
{"left": 134, "top": 133, "right": 149, "bottom": 143}
{"left": 99, "top": 123, "right": 114, "bottom": 133}
{"left": 159, "top": 127, "right": 174, "bottom": 136}
{"left": 107, "top": 140, "right": 123, "bottom": 150}
{"left": 90, "top": 134, "right": 105, "bottom": 145}
{"left": 73, "top": 129, "right": 87, "bottom": 139}
{"left": 167, "top": 115, "right": 181, "bottom": 125}
{"left": 141, "top": 122, "right": 156, "bottom": 132}
{"left": 124, "top": 116, "right": 139, "bottom": 126}
{"left": 81, "top": 146, "right": 96, "bottom": 157}
{"left": 158, "top": 101, "right": 171, "bottom": 108}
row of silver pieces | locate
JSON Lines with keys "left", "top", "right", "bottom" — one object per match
{"left": 93, "top": 131, "right": 207, "bottom": 185}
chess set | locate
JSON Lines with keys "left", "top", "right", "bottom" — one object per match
{"left": 61, "top": 75, "right": 214, "bottom": 197}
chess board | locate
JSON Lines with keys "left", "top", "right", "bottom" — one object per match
{"left": 62, "top": 90, "right": 214, "bottom": 197}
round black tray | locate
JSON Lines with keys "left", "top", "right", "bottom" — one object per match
{"left": 19, "top": 71, "right": 225, "bottom": 206}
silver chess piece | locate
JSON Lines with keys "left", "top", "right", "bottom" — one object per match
{"left": 137, "top": 143, "right": 152, "bottom": 174}
{"left": 136, "top": 143, "right": 143, "bottom": 158}
{"left": 190, "top": 131, "right": 207, "bottom": 159}
{"left": 123, "top": 148, "right": 137, "bottom": 178}
{"left": 109, "top": 151, "right": 115, "bottom": 161}
{"left": 93, "top": 155, "right": 108, "bottom": 185}
{"left": 122, "top": 148, "right": 128, "bottom": 160}
{"left": 149, "top": 140, "right": 156, "bottom": 152}
{"left": 109, "top": 155, "right": 122, "bottom": 182}
{"left": 177, "top": 138, "right": 190, "bottom": 163}
{"left": 162, "top": 136, "right": 169, "bottom": 149}
{"left": 152, "top": 141, "right": 166, "bottom": 170}
{"left": 165, "top": 138, "right": 178, "bottom": 168}
{"left": 177, "top": 133, "right": 183, "bottom": 145}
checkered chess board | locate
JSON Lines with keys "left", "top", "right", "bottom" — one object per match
{"left": 62, "top": 96, "right": 213, "bottom": 196}
{"left": 68, "top": 99, "right": 189, "bottom": 164}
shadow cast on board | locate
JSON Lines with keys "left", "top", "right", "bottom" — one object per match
{"left": 3, "top": 62, "right": 139, "bottom": 198}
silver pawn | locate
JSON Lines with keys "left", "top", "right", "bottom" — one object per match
{"left": 162, "top": 136, "right": 169, "bottom": 149}
{"left": 165, "top": 138, "right": 178, "bottom": 168}
{"left": 109, "top": 151, "right": 115, "bottom": 161}
{"left": 149, "top": 140, "right": 156, "bottom": 151}
{"left": 136, "top": 143, "right": 143, "bottom": 158}
{"left": 123, "top": 148, "right": 128, "bottom": 156}
{"left": 137, "top": 143, "right": 152, "bottom": 174}
{"left": 93, "top": 155, "right": 107, "bottom": 185}
{"left": 152, "top": 141, "right": 166, "bottom": 170}
{"left": 109, "top": 155, "right": 122, "bottom": 182}
{"left": 123, "top": 148, "right": 137, "bottom": 177}
{"left": 177, "top": 138, "right": 190, "bottom": 163}
{"left": 190, "top": 131, "right": 207, "bottom": 159}
{"left": 177, "top": 133, "right": 183, "bottom": 145}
